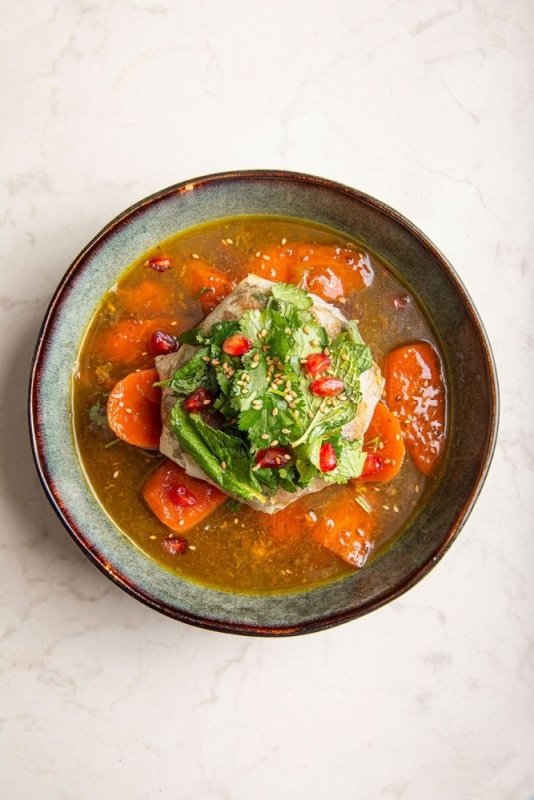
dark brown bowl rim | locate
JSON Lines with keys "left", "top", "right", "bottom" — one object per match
{"left": 28, "top": 169, "right": 499, "bottom": 636}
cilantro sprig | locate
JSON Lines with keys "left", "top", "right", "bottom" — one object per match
{"left": 167, "top": 283, "right": 373, "bottom": 502}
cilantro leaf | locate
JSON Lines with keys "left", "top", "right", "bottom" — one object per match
{"left": 271, "top": 283, "right": 313, "bottom": 309}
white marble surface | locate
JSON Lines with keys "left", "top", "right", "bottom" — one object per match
{"left": 1, "top": 0, "right": 533, "bottom": 797}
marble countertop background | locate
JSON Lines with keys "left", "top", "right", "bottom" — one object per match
{"left": 1, "top": 1, "right": 533, "bottom": 798}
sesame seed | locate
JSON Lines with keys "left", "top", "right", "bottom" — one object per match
{"left": 189, "top": 545, "right": 196, "bottom": 550}
{"left": 324, "top": 348, "right": 330, "bottom": 355}
{"left": 234, "top": 517, "right": 239, "bottom": 524}
{"left": 253, "top": 353, "right": 260, "bottom": 362}
{"left": 308, "top": 411, "right": 314, "bottom": 419}
{"left": 113, "top": 470, "right": 119, "bottom": 479}
{"left": 261, "top": 328, "right": 268, "bottom": 337}
{"left": 271, "top": 440, "right": 279, "bottom": 447}
{"left": 307, "top": 511, "right": 317, "bottom": 522}
{"left": 221, "top": 239, "right": 227, "bottom": 245}
{"left": 179, "top": 520, "right": 184, "bottom": 526}
{"left": 284, "top": 328, "right": 291, "bottom": 335}
{"left": 272, "top": 408, "right": 278, "bottom": 416}
{"left": 256, "top": 251, "right": 261, "bottom": 257}
{"left": 289, "top": 402, "right": 296, "bottom": 408}
{"left": 125, "top": 408, "right": 132, "bottom": 413}
{"left": 211, "top": 359, "right": 220, "bottom": 366}
{"left": 170, "top": 321, "right": 178, "bottom": 326}
{"left": 303, "top": 325, "right": 310, "bottom": 334}
{"left": 284, "top": 394, "right": 293, "bottom": 403}
{"left": 221, "top": 461, "right": 227, "bottom": 470}
{"left": 341, "top": 353, "right": 348, "bottom": 361}
{"left": 203, "top": 399, "right": 211, "bottom": 405}
{"left": 311, "top": 339, "right": 319, "bottom": 347}
{"left": 393, "top": 505, "right": 399, "bottom": 513}
{"left": 201, "top": 355, "right": 210, "bottom": 362}
{"left": 396, "top": 434, "right": 400, "bottom": 441}
{"left": 261, "top": 433, "right": 270, "bottom": 440}
{"left": 192, "top": 253, "right": 199, "bottom": 259}
{"left": 149, "top": 535, "right": 157, "bottom": 540}
{"left": 281, "top": 238, "right": 287, "bottom": 245}
{"left": 415, "top": 485, "right": 419, "bottom": 493}
{"left": 262, "top": 254, "right": 271, "bottom": 261}
{"left": 226, "top": 238, "right": 233, "bottom": 244}
{"left": 252, "top": 463, "right": 262, "bottom": 471}
{"left": 281, "top": 428, "right": 290, "bottom": 434}
{"left": 382, "top": 505, "right": 390, "bottom": 511}
{"left": 293, "top": 410, "right": 299, "bottom": 417}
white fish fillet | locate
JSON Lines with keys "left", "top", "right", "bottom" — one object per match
{"left": 156, "top": 275, "right": 384, "bottom": 513}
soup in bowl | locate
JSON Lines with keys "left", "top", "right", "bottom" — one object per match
{"left": 29, "top": 171, "right": 498, "bottom": 635}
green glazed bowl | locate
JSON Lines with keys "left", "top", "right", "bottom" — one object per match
{"left": 28, "top": 170, "right": 498, "bottom": 636}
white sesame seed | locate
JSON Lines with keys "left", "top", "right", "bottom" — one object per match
{"left": 189, "top": 545, "right": 196, "bottom": 550}
{"left": 192, "top": 253, "right": 199, "bottom": 259}
{"left": 261, "top": 433, "right": 270, "bottom": 440}
{"left": 281, "top": 238, "right": 287, "bottom": 245}
{"left": 271, "top": 440, "right": 279, "bottom": 447}
{"left": 113, "top": 470, "right": 119, "bottom": 479}
{"left": 272, "top": 408, "right": 278, "bottom": 416}
{"left": 281, "top": 428, "right": 290, "bottom": 434}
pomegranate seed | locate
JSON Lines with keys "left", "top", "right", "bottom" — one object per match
{"left": 183, "top": 387, "right": 213, "bottom": 412}
{"left": 147, "top": 257, "right": 172, "bottom": 272}
{"left": 306, "top": 352, "right": 331, "bottom": 376}
{"left": 222, "top": 333, "right": 253, "bottom": 356}
{"left": 168, "top": 484, "right": 198, "bottom": 507}
{"left": 319, "top": 442, "right": 337, "bottom": 472}
{"left": 149, "top": 329, "right": 179, "bottom": 356}
{"left": 361, "top": 452, "right": 384, "bottom": 478}
{"left": 255, "top": 447, "right": 292, "bottom": 469}
{"left": 391, "top": 294, "right": 411, "bottom": 309}
{"left": 310, "top": 377, "right": 344, "bottom": 397}
{"left": 162, "top": 536, "right": 188, "bottom": 555}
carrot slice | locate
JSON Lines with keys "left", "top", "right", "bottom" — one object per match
{"left": 354, "top": 402, "right": 405, "bottom": 483}
{"left": 116, "top": 281, "right": 172, "bottom": 316}
{"left": 260, "top": 500, "right": 313, "bottom": 543}
{"left": 384, "top": 342, "right": 446, "bottom": 476}
{"left": 246, "top": 245, "right": 294, "bottom": 283}
{"left": 93, "top": 318, "right": 177, "bottom": 370}
{"left": 289, "top": 244, "right": 374, "bottom": 302}
{"left": 143, "top": 460, "right": 226, "bottom": 533}
{"left": 184, "top": 259, "right": 234, "bottom": 314}
{"left": 312, "top": 487, "right": 376, "bottom": 568}
{"left": 107, "top": 368, "right": 162, "bottom": 449}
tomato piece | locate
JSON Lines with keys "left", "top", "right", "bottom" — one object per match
{"left": 289, "top": 244, "right": 374, "bottom": 302}
{"left": 143, "top": 460, "right": 226, "bottom": 534}
{"left": 384, "top": 343, "right": 446, "bottom": 476}
{"left": 354, "top": 402, "right": 405, "bottom": 484}
{"left": 107, "top": 368, "right": 162, "bottom": 449}
{"left": 312, "top": 487, "right": 376, "bottom": 568}
{"left": 184, "top": 259, "right": 234, "bottom": 313}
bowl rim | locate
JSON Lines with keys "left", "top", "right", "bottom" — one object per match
{"left": 28, "top": 169, "right": 500, "bottom": 636}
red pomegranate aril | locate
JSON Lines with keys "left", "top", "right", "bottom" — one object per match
{"left": 310, "top": 377, "right": 344, "bottom": 397}
{"left": 222, "top": 333, "right": 253, "bottom": 356}
{"left": 361, "top": 452, "right": 384, "bottom": 478}
{"left": 306, "top": 352, "right": 331, "bottom": 376}
{"left": 162, "top": 536, "right": 188, "bottom": 555}
{"left": 149, "top": 329, "right": 179, "bottom": 356}
{"left": 183, "top": 387, "right": 214, "bottom": 412}
{"left": 255, "top": 447, "right": 292, "bottom": 469}
{"left": 319, "top": 442, "right": 337, "bottom": 472}
{"left": 391, "top": 294, "right": 411, "bottom": 310}
{"left": 147, "top": 257, "right": 172, "bottom": 272}
{"left": 168, "top": 484, "right": 198, "bottom": 507}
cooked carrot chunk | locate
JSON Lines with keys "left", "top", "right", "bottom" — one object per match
{"left": 354, "top": 402, "right": 405, "bottom": 484}
{"left": 184, "top": 259, "right": 234, "bottom": 313}
{"left": 94, "top": 318, "right": 176, "bottom": 370}
{"left": 143, "top": 460, "right": 226, "bottom": 533}
{"left": 115, "top": 281, "right": 171, "bottom": 316}
{"left": 384, "top": 342, "right": 446, "bottom": 476}
{"left": 246, "top": 245, "right": 294, "bottom": 283}
{"left": 107, "top": 368, "right": 162, "bottom": 449}
{"left": 289, "top": 244, "right": 374, "bottom": 302}
{"left": 312, "top": 488, "right": 376, "bottom": 568}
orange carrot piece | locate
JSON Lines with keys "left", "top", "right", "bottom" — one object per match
{"left": 143, "top": 460, "right": 226, "bottom": 533}
{"left": 289, "top": 244, "right": 374, "bottom": 302}
{"left": 94, "top": 318, "right": 175, "bottom": 370}
{"left": 354, "top": 402, "right": 405, "bottom": 483}
{"left": 116, "top": 281, "right": 171, "bottom": 316}
{"left": 312, "top": 488, "right": 376, "bottom": 568}
{"left": 260, "top": 500, "right": 313, "bottom": 543}
{"left": 184, "top": 259, "right": 234, "bottom": 314}
{"left": 384, "top": 342, "right": 446, "bottom": 476}
{"left": 246, "top": 245, "right": 295, "bottom": 283}
{"left": 107, "top": 368, "right": 162, "bottom": 449}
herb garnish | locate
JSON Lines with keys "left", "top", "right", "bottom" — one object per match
{"left": 167, "top": 284, "right": 373, "bottom": 503}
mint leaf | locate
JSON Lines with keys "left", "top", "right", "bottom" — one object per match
{"left": 167, "top": 348, "right": 210, "bottom": 394}
{"left": 322, "top": 437, "right": 366, "bottom": 483}
{"left": 177, "top": 327, "right": 204, "bottom": 345}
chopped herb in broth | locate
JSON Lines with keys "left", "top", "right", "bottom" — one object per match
{"left": 72, "top": 216, "right": 446, "bottom": 593}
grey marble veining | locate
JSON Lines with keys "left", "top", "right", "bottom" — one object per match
{"left": 1, "top": 1, "right": 533, "bottom": 798}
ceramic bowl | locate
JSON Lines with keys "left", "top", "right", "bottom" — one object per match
{"left": 29, "top": 170, "right": 498, "bottom": 636}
